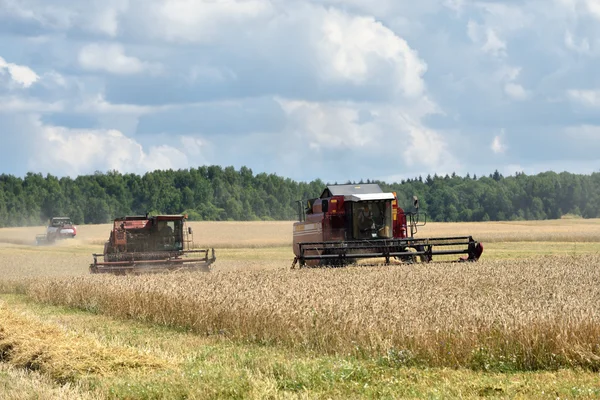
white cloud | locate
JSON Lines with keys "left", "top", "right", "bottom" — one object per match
{"left": 444, "top": 0, "right": 465, "bottom": 14}
{"left": 466, "top": 20, "right": 480, "bottom": 45}
{"left": 278, "top": 98, "right": 457, "bottom": 171}
{"left": 144, "top": 145, "right": 190, "bottom": 171}
{"left": 492, "top": 66, "right": 530, "bottom": 101}
{"left": 0, "top": 56, "right": 40, "bottom": 87}
{"left": 317, "top": 9, "right": 427, "bottom": 96}
{"left": 467, "top": 21, "right": 507, "bottom": 58}
{"left": 482, "top": 28, "right": 507, "bottom": 58}
{"left": 474, "top": 3, "right": 531, "bottom": 32}
{"left": 504, "top": 82, "right": 529, "bottom": 100}
{"left": 145, "top": 0, "right": 274, "bottom": 43}
{"left": 41, "top": 71, "right": 67, "bottom": 87}
{"left": 0, "top": 0, "right": 74, "bottom": 29}
{"left": 0, "top": 0, "right": 129, "bottom": 36}
{"left": 567, "top": 89, "right": 600, "bottom": 107}
{"left": 78, "top": 43, "right": 159, "bottom": 75}
{"left": 580, "top": 0, "right": 600, "bottom": 20}
{"left": 84, "top": 1, "right": 129, "bottom": 37}
{"left": 135, "top": 3, "right": 428, "bottom": 97}
{"left": 400, "top": 118, "right": 457, "bottom": 170}
{"left": 180, "top": 136, "right": 205, "bottom": 157}
{"left": 278, "top": 99, "right": 378, "bottom": 150}
{"left": 74, "top": 93, "right": 170, "bottom": 115}
{"left": 0, "top": 96, "right": 63, "bottom": 113}
{"left": 497, "top": 66, "right": 521, "bottom": 82}
{"left": 564, "top": 31, "right": 592, "bottom": 54}
{"left": 491, "top": 131, "right": 507, "bottom": 154}
{"left": 28, "top": 119, "right": 189, "bottom": 176}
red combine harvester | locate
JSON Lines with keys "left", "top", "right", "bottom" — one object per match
{"left": 90, "top": 214, "right": 216, "bottom": 274}
{"left": 292, "top": 184, "right": 483, "bottom": 267}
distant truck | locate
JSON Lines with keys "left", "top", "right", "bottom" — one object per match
{"left": 36, "top": 217, "right": 77, "bottom": 245}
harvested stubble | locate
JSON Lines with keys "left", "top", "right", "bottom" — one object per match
{"left": 0, "top": 363, "right": 102, "bottom": 400}
{"left": 14, "top": 254, "right": 600, "bottom": 371}
{"left": 0, "top": 303, "right": 171, "bottom": 384}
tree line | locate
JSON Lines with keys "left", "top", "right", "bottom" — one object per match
{"left": 0, "top": 166, "right": 599, "bottom": 227}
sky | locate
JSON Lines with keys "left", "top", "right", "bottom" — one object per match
{"left": 1, "top": 0, "right": 600, "bottom": 183}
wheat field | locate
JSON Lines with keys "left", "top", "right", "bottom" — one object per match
{"left": 1, "top": 219, "right": 600, "bottom": 397}
{"left": 7, "top": 253, "right": 598, "bottom": 371}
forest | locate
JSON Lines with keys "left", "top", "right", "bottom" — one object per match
{"left": 0, "top": 166, "right": 599, "bottom": 227}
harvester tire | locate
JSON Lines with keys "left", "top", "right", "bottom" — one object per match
{"left": 394, "top": 247, "right": 418, "bottom": 264}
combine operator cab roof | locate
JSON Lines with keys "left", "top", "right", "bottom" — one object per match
{"left": 50, "top": 217, "right": 73, "bottom": 226}
{"left": 320, "top": 184, "right": 395, "bottom": 202}
{"left": 112, "top": 215, "right": 187, "bottom": 230}
{"left": 114, "top": 214, "right": 186, "bottom": 220}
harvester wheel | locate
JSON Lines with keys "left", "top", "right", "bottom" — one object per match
{"left": 395, "top": 247, "right": 418, "bottom": 264}
{"left": 409, "top": 245, "right": 432, "bottom": 263}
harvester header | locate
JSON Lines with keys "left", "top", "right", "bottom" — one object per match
{"left": 292, "top": 183, "right": 483, "bottom": 267}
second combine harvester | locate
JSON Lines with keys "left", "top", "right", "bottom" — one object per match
{"left": 90, "top": 214, "right": 216, "bottom": 274}
{"left": 292, "top": 184, "right": 483, "bottom": 267}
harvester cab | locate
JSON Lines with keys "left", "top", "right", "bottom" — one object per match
{"left": 292, "top": 184, "right": 483, "bottom": 267}
{"left": 90, "top": 214, "right": 216, "bottom": 274}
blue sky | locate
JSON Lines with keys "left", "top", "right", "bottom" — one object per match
{"left": 0, "top": 0, "right": 599, "bottom": 183}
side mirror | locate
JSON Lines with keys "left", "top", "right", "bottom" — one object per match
{"left": 322, "top": 200, "right": 329, "bottom": 213}
{"left": 413, "top": 196, "right": 419, "bottom": 210}
{"left": 188, "top": 227, "right": 193, "bottom": 235}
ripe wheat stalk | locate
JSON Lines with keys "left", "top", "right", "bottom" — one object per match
{"left": 6, "top": 254, "right": 599, "bottom": 371}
